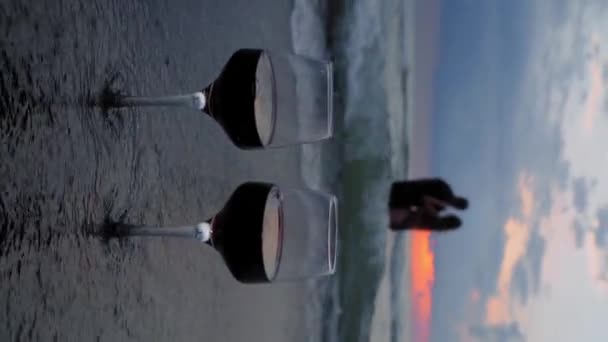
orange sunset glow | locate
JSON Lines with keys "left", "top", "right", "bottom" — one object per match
{"left": 410, "top": 231, "right": 435, "bottom": 342}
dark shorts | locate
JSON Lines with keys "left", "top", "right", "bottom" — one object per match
{"left": 388, "top": 178, "right": 454, "bottom": 209}
{"left": 389, "top": 211, "right": 461, "bottom": 231}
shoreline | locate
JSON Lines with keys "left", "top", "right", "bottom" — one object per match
{"left": 369, "top": 0, "right": 415, "bottom": 339}
{"left": 301, "top": 0, "right": 416, "bottom": 340}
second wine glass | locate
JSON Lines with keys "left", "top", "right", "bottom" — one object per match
{"left": 113, "top": 49, "right": 334, "bottom": 149}
{"left": 116, "top": 182, "right": 338, "bottom": 283}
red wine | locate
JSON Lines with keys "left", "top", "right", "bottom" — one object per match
{"left": 107, "top": 180, "right": 335, "bottom": 283}
{"left": 209, "top": 182, "right": 283, "bottom": 283}
{"left": 204, "top": 49, "right": 276, "bottom": 149}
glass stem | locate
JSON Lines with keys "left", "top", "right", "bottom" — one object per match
{"left": 123, "top": 222, "right": 212, "bottom": 242}
{"left": 117, "top": 92, "right": 206, "bottom": 110}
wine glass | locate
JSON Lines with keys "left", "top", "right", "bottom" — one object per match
{"left": 114, "top": 182, "right": 338, "bottom": 283}
{"left": 108, "top": 49, "right": 334, "bottom": 149}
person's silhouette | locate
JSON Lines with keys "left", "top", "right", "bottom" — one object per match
{"left": 389, "top": 207, "right": 461, "bottom": 231}
{"left": 388, "top": 178, "right": 468, "bottom": 231}
{"left": 389, "top": 178, "right": 468, "bottom": 211}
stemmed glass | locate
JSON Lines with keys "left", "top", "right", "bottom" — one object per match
{"left": 106, "top": 49, "right": 334, "bottom": 149}
{"left": 114, "top": 182, "right": 338, "bottom": 283}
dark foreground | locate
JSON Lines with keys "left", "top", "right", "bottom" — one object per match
{"left": 0, "top": 0, "right": 313, "bottom": 340}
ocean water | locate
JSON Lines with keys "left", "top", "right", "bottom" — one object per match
{"left": 290, "top": 0, "right": 411, "bottom": 341}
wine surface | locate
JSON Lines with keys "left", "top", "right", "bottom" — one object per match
{"left": 211, "top": 182, "right": 283, "bottom": 283}
{"left": 206, "top": 49, "right": 276, "bottom": 149}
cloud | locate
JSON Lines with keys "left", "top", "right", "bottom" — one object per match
{"left": 584, "top": 232, "right": 608, "bottom": 293}
{"left": 581, "top": 36, "right": 605, "bottom": 132}
{"left": 572, "top": 219, "right": 586, "bottom": 249}
{"left": 430, "top": 2, "right": 608, "bottom": 341}
{"left": 518, "top": 175, "right": 535, "bottom": 218}
{"left": 484, "top": 173, "right": 537, "bottom": 324}
{"left": 508, "top": 229, "right": 546, "bottom": 305}
{"left": 595, "top": 230, "right": 608, "bottom": 248}
{"left": 485, "top": 218, "right": 530, "bottom": 325}
{"left": 594, "top": 206, "right": 608, "bottom": 248}
{"left": 581, "top": 205, "right": 608, "bottom": 292}
{"left": 469, "top": 322, "right": 525, "bottom": 342}
{"left": 572, "top": 177, "right": 592, "bottom": 213}
{"left": 525, "top": 230, "right": 546, "bottom": 293}
{"left": 499, "top": 219, "right": 530, "bottom": 290}
{"left": 555, "top": 160, "right": 571, "bottom": 192}
{"left": 509, "top": 261, "right": 529, "bottom": 305}
{"left": 582, "top": 58, "right": 606, "bottom": 132}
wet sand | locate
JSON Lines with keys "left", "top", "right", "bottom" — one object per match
{"left": 369, "top": 236, "right": 412, "bottom": 342}
{"left": 0, "top": 0, "right": 313, "bottom": 340}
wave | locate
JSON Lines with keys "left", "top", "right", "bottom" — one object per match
{"left": 290, "top": 0, "right": 410, "bottom": 341}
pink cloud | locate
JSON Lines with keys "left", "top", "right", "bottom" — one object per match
{"left": 484, "top": 173, "right": 536, "bottom": 325}
{"left": 584, "top": 233, "right": 608, "bottom": 293}
{"left": 518, "top": 173, "right": 535, "bottom": 219}
{"left": 582, "top": 34, "right": 604, "bottom": 132}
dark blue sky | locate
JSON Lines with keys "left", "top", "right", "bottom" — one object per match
{"left": 424, "top": 0, "right": 608, "bottom": 341}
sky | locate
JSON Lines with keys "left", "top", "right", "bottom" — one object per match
{"left": 408, "top": 0, "right": 440, "bottom": 179}
{"left": 419, "top": 0, "right": 608, "bottom": 341}
{"left": 408, "top": 1, "right": 440, "bottom": 341}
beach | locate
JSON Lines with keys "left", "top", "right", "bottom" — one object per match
{"left": 0, "top": 0, "right": 313, "bottom": 340}
{"left": 0, "top": 0, "right": 416, "bottom": 341}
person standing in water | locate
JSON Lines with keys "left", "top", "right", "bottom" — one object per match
{"left": 388, "top": 178, "right": 468, "bottom": 231}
